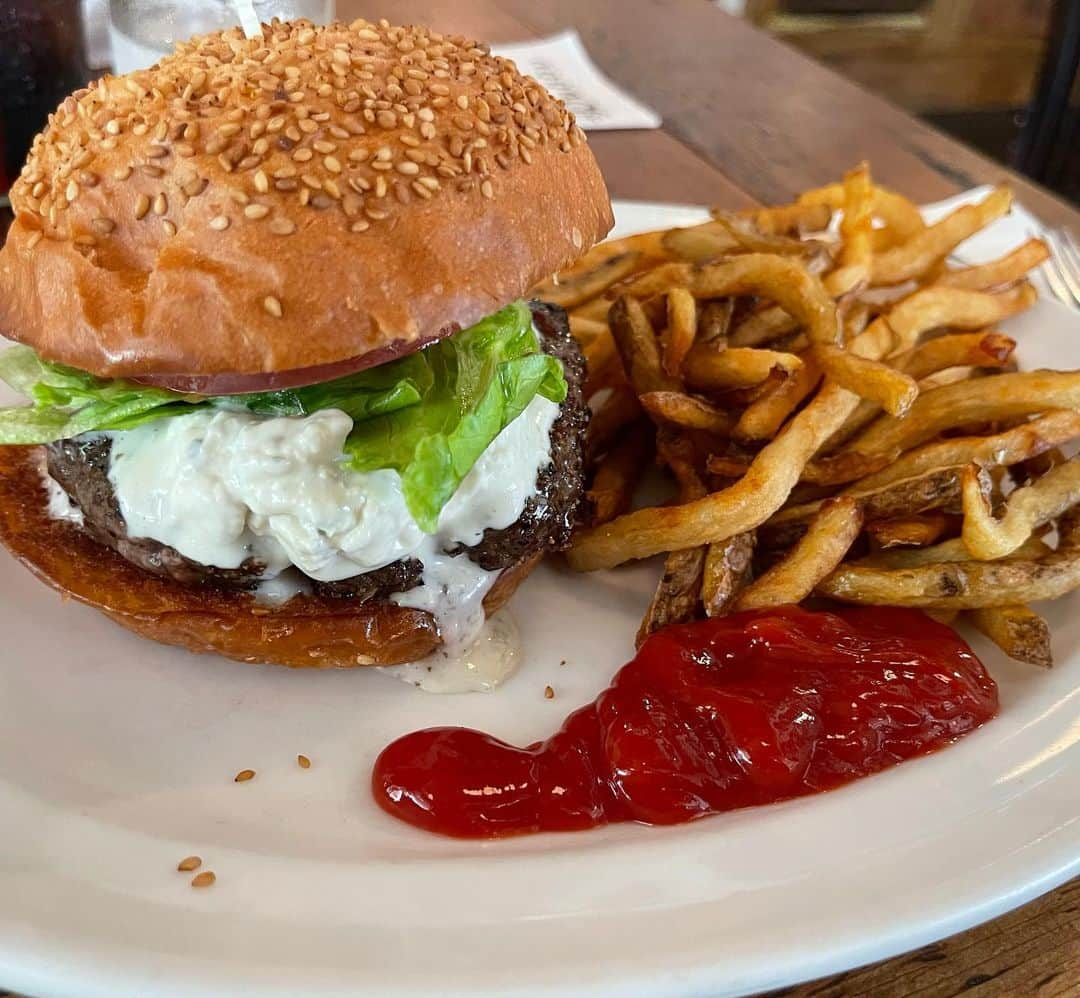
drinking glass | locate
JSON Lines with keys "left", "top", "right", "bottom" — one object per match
{"left": 108, "top": 0, "right": 335, "bottom": 75}
{"left": 0, "top": 0, "right": 91, "bottom": 197}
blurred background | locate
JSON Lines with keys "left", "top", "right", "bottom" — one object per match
{"left": 732, "top": 0, "right": 1078, "bottom": 203}
{"left": 0, "top": 0, "right": 1076, "bottom": 210}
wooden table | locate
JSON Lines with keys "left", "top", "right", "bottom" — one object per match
{"left": 338, "top": 2, "right": 1077, "bottom": 995}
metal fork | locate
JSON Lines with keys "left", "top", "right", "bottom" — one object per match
{"left": 1044, "top": 227, "right": 1080, "bottom": 309}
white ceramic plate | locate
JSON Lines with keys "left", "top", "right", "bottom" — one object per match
{"left": 0, "top": 201, "right": 1078, "bottom": 998}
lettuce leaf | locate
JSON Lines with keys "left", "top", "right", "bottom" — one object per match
{"left": 345, "top": 301, "right": 566, "bottom": 530}
{"left": 0, "top": 301, "right": 566, "bottom": 530}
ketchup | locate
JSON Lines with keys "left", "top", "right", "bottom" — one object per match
{"left": 372, "top": 606, "right": 998, "bottom": 838}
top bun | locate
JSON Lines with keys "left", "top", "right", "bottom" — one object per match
{"left": 0, "top": 17, "right": 612, "bottom": 390}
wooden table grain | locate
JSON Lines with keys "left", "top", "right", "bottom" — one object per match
{"left": 335, "top": 2, "right": 1077, "bottom": 996}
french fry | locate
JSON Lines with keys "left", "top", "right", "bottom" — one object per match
{"left": 821, "top": 331, "right": 1016, "bottom": 452}
{"left": 742, "top": 200, "right": 832, "bottom": 236}
{"left": 833, "top": 371, "right": 1080, "bottom": 471}
{"left": 624, "top": 255, "right": 841, "bottom": 347}
{"left": 813, "top": 343, "right": 918, "bottom": 417}
{"left": 936, "top": 238, "right": 1050, "bottom": 292}
{"left": 865, "top": 512, "right": 952, "bottom": 549}
{"left": 608, "top": 296, "right": 680, "bottom": 396}
{"left": 817, "top": 509, "right": 1080, "bottom": 609}
{"left": 885, "top": 283, "right": 1036, "bottom": 353}
{"left": 636, "top": 434, "right": 710, "bottom": 644}
{"left": 820, "top": 411, "right": 1080, "bottom": 494}
{"left": 871, "top": 187, "right": 1013, "bottom": 286}
{"left": 969, "top": 605, "right": 1053, "bottom": 668}
{"left": 588, "top": 423, "right": 655, "bottom": 527}
{"left": 684, "top": 345, "right": 803, "bottom": 391}
{"left": 697, "top": 298, "right": 735, "bottom": 345}
{"left": 639, "top": 391, "right": 735, "bottom": 435}
{"left": 825, "top": 163, "right": 874, "bottom": 297}
{"left": 662, "top": 288, "right": 697, "bottom": 377}
{"left": 859, "top": 534, "right": 1051, "bottom": 570}
{"left": 961, "top": 458, "right": 1080, "bottom": 560}
{"left": 734, "top": 354, "right": 822, "bottom": 442}
{"left": 763, "top": 465, "right": 964, "bottom": 548}
{"left": 735, "top": 497, "right": 863, "bottom": 611}
{"left": 535, "top": 251, "right": 643, "bottom": 309}
{"left": 636, "top": 546, "right": 707, "bottom": 647}
{"left": 729, "top": 306, "right": 800, "bottom": 348}
{"left": 711, "top": 213, "right": 830, "bottom": 256}
{"left": 701, "top": 532, "right": 756, "bottom": 616}
{"left": 661, "top": 221, "right": 740, "bottom": 264}
{"left": 893, "top": 331, "right": 1016, "bottom": 381}
{"left": 796, "top": 182, "right": 925, "bottom": 251}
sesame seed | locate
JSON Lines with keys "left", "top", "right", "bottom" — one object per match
{"left": 152, "top": 192, "right": 167, "bottom": 215}
{"left": 191, "top": 871, "right": 216, "bottom": 888}
{"left": 480, "top": 178, "right": 494, "bottom": 199}
{"left": 323, "top": 155, "right": 342, "bottom": 173}
{"left": 544, "top": 685, "right": 555, "bottom": 699}
{"left": 394, "top": 161, "right": 419, "bottom": 176}
{"left": 134, "top": 194, "right": 150, "bottom": 219}
{"left": 65, "top": 180, "right": 79, "bottom": 202}
{"left": 177, "top": 855, "right": 202, "bottom": 872}
{"left": 253, "top": 169, "right": 269, "bottom": 192}
{"left": 297, "top": 754, "right": 311, "bottom": 769}
{"left": 350, "top": 219, "right": 370, "bottom": 233}
{"left": 292, "top": 147, "right": 313, "bottom": 162}
{"left": 313, "top": 139, "right": 336, "bottom": 154}
{"left": 146, "top": 145, "right": 168, "bottom": 159}
{"left": 209, "top": 215, "right": 230, "bottom": 230}
{"left": 162, "top": 220, "right": 177, "bottom": 236}
{"left": 91, "top": 217, "right": 115, "bottom": 234}
{"left": 263, "top": 296, "right": 283, "bottom": 318}
{"left": 269, "top": 218, "right": 296, "bottom": 235}
{"left": 139, "top": 164, "right": 164, "bottom": 178}
{"left": 244, "top": 203, "right": 270, "bottom": 219}
{"left": 234, "top": 768, "right": 256, "bottom": 782}
{"left": 112, "top": 165, "right": 133, "bottom": 180}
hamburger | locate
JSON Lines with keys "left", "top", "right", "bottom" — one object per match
{"left": 0, "top": 18, "right": 612, "bottom": 668}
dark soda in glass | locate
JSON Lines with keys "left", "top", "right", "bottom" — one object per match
{"left": 0, "top": 1, "right": 90, "bottom": 195}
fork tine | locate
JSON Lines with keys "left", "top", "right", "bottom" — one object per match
{"left": 1059, "top": 228, "right": 1080, "bottom": 283}
{"left": 1044, "top": 230, "right": 1080, "bottom": 308}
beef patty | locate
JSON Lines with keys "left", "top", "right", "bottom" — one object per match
{"left": 45, "top": 300, "right": 587, "bottom": 601}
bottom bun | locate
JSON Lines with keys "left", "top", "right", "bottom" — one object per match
{"left": 0, "top": 446, "right": 540, "bottom": 668}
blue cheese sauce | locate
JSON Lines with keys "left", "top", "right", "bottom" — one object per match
{"left": 104, "top": 395, "right": 558, "bottom": 667}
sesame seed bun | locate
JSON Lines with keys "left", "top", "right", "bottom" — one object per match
{"left": 0, "top": 445, "right": 540, "bottom": 667}
{"left": 0, "top": 18, "right": 612, "bottom": 390}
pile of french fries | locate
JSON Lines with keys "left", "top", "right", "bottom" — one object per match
{"left": 536, "top": 164, "right": 1080, "bottom": 668}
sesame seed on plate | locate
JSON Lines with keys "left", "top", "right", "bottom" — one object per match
{"left": 191, "top": 871, "right": 216, "bottom": 888}
{"left": 234, "top": 768, "right": 256, "bottom": 782}
{"left": 177, "top": 855, "right": 202, "bottom": 872}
